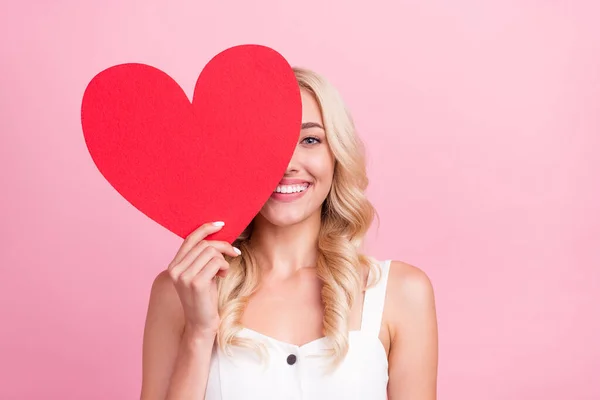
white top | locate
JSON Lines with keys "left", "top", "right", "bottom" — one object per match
{"left": 205, "top": 259, "right": 391, "bottom": 400}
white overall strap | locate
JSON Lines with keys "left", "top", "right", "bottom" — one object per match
{"left": 360, "top": 259, "right": 392, "bottom": 335}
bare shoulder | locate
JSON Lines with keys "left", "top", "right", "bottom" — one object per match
{"left": 145, "top": 270, "right": 185, "bottom": 335}
{"left": 151, "top": 268, "right": 177, "bottom": 293}
{"left": 385, "top": 260, "right": 437, "bottom": 335}
{"left": 388, "top": 260, "right": 435, "bottom": 304}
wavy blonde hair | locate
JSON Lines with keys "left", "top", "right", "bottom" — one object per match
{"left": 216, "top": 66, "right": 380, "bottom": 370}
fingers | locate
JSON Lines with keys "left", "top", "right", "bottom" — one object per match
{"left": 167, "top": 221, "right": 243, "bottom": 287}
{"left": 204, "top": 240, "right": 241, "bottom": 258}
{"left": 170, "top": 221, "right": 226, "bottom": 267}
{"left": 170, "top": 239, "right": 240, "bottom": 279}
{"left": 179, "top": 245, "right": 227, "bottom": 283}
{"left": 193, "top": 256, "right": 230, "bottom": 286}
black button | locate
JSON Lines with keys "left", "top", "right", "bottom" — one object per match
{"left": 286, "top": 354, "right": 297, "bottom": 365}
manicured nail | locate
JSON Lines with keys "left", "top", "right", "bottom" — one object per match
{"left": 233, "top": 247, "right": 241, "bottom": 255}
{"left": 212, "top": 221, "right": 225, "bottom": 227}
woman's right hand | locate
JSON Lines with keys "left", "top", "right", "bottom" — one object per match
{"left": 167, "top": 221, "right": 241, "bottom": 336}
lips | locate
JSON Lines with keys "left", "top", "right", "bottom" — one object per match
{"left": 277, "top": 178, "right": 312, "bottom": 185}
{"left": 270, "top": 181, "right": 312, "bottom": 202}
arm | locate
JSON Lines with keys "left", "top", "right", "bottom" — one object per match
{"left": 387, "top": 261, "right": 439, "bottom": 400}
{"left": 140, "top": 270, "right": 216, "bottom": 400}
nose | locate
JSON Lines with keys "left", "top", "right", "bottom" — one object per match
{"left": 284, "top": 146, "right": 301, "bottom": 175}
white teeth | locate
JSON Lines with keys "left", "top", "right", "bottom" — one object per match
{"left": 274, "top": 184, "right": 309, "bottom": 194}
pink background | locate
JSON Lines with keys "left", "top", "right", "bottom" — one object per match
{"left": 1, "top": 1, "right": 599, "bottom": 399}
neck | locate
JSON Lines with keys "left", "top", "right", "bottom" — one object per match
{"left": 249, "top": 210, "right": 322, "bottom": 279}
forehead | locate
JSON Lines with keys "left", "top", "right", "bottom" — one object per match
{"left": 300, "top": 89, "right": 323, "bottom": 124}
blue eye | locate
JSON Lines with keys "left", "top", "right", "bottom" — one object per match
{"left": 302, "top": 136, "right": 321, "bottom": 145}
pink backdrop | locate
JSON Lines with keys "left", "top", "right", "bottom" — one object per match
{"left": 1, "top": 1, "right": 599, "bottom": 399}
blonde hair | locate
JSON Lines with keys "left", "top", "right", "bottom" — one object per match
{"left": 216, "top": 66, "right": 380, "bottom": 370}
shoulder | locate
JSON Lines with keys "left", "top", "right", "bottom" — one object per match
{"left": 150, "top": 268, "right": 178, "bottom": 297}
{"left": 384, "top": 260, "right": 437, "bottom": 336}
{"left": 146, "top": 270, "right": 185, "bottom": 334}
{"left": 387, "top": 260, "right": 435, "bottom": 304}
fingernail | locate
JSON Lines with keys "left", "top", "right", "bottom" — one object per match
{"left": 212, "top": 221, "right": 225, "bottom": 227}
{"left": 233, "top": 247, "right": 241, "bottom": 255}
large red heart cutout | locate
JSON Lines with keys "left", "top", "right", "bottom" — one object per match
{"left": 81, "top": 45, "right": 301, "bottom": 242}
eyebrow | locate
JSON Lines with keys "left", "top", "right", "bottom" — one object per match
{"left": 301, "top": 122, "right": 324, "bottom": 130}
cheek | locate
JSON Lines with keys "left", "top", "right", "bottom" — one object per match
{"left": 307, "top": 151, "right": 335, "bottom": 183}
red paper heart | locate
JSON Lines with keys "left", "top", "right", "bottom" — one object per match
{"left": 81, "top": 45, "right": 301, "bottom": 242}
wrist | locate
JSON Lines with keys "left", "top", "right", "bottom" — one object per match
{"left": 184, "top": 323, "right": 218, "bottom": 341}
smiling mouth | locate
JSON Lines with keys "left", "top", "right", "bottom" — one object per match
{"left": 273, "top": 183, "right": 311, "bottom": 194}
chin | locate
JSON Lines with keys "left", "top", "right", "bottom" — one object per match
{"left": 258, "top": 199, "right": 323, "bottom": 228}
{"left": 258, "top": 208, "right": 309, "bottom": 227}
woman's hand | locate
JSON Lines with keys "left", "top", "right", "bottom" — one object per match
{"left": 167, "top": 221, "right": 241, "bottom": 336}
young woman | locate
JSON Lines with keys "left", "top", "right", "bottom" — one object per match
{"left": 140, "top": 67, "right": 438, "bottom": 399}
